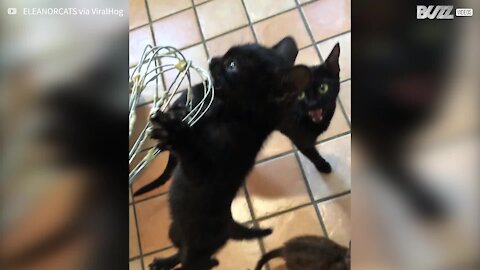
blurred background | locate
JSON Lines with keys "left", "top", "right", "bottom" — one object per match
{"left": 352, "top": 0, "right": 479, "bottom": 269}
{"left": 1, "top": 1, "right": 128, "bottom": 270}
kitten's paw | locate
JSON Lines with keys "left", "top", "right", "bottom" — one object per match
{"left": 149, "top": 258, "right": 174, "bottom": 270}
{"left": 316, "top": 160, "right": 332, "bottom": 173}
{"left": 149, "top": 106, "right": 189, "bottom": 147}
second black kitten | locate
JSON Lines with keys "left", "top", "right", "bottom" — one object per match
{"left": 148, "top": 38, "right": 311, "bottom": 270}
{"left": 278, "top": 43, "right": 341, "bottom": 173}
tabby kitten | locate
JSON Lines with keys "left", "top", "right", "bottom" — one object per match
{"left": 254, "top": 235, "right": 350, "bottom": 270}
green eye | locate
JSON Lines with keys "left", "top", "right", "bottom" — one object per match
{"left": 319, "top": 83, "right": 329, "bottom": 94}
{"left": 298, "top": 91, "right": 305, "bottom": 100}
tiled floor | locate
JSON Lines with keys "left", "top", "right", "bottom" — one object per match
{"left": 129, "top": 0, "right": 351, "bottom": 269}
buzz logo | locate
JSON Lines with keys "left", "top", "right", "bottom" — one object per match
{"left": 417, "top": 5, "right": 454, "bottom": 19}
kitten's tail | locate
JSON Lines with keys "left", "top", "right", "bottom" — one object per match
{"left": 254, "top": 248, "right": 283, "bottom": 270}
{"left": 133, "top": 153, "right": 177, "bottom": 196}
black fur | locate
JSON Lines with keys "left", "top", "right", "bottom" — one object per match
{"left": 133, "top": 44, "right": 342, "bottom": 197}
{"left": 148, "top": 37, "right": 311, "bottom": 270}
{"left": 278, "top": 43, "right": 341, "bottom": 173}
{"left": 254, "top": 236, "right": 350, "bottom": 270}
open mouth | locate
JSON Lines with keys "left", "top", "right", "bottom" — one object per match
{"left": 308, "top": 108, "right": 323, "bottom": 123}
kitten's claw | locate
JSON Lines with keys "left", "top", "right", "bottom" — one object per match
{"left": 149, "top": 106, "right": 190, "bottom": 147}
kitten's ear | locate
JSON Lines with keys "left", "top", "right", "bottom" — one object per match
{"left": 272, "top": 36, "right": 299, "bottom": 67}
{"left": 325, "top": 43, "right": 340, "bottom": 75}
{"left": 281, "top": 65, "right": 311, "bottom": 96}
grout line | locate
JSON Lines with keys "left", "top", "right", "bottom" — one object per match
{"left": 337, "top": 78, "right": 352, "bottom": 128}
{"left": 130, "top": 5, "right": 194, "bottom": 33}
{"left": 315, "top": 130, "right": 351, "bottom": 146}
{"left": 240, "top": 0, "right": 259, "bottom": 42}
{"left": 243, "top": 184, "right": 271, "bottom": 270}
{"left": 337, "top": 97, "right": 351, "bottom": 128}
{"left": 292, "top": 149, "right": 329, "bottom": 237}
{"left": 315, "top": 30, "right": 351, "bottom": 46}
{"left": 134, "top": 131, "right": 352, "bottom": 205}
{"left": 142, "top": 0, "right": 168, "bottom": 101}
{"left": 190, "top": 0, "right": 211, "bottom": 59}
{"left": 130, "top": 188, "right": 146, "bottom": 270}
{"left": 192, "top": 0, "right": 215, "bottom": 7}
{"left": 340, "top": 78, "right": 351, "bottom": 84}
{"left": 131, "top": 0, "right": 216, "bottom": 33}
{"left": 314, "top": 190, "right": 351, "bottom": 204}
{"left": 294, "top": 0, "right": 325, "bottom": 63}
{"left": 134, "top": 190, "right": 169, "bottom": 204}
{"left": 255, "top": 149, "right": 296, "bottom": 164}
{"left": 254, "top": 190, "right": 350, "bottom": 224}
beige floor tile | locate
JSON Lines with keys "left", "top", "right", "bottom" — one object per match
{"left": 231, "top": 188, "right": 252, "bottom": 223}
{"left": 243, "top": 0, "right": 296, "bottom": 22}
{"left": 206, "top": 26, "right": 255, "bottom": 57}
{"left": 318, "top": 101, "right": 350, "bottom": 141}
{"left": 130, "top": 0, "right": 149, "bottom": 29}
{"left": 317, "top": 194, "right": 351, "bottom": 246}
{"left": 259, "top": 205, "right": 324, "bottom": 252}
{"left": 256, "top": 131, "right": 293, "bottom": 161}
{"left": 194, "top": 0, "right": 210, "bottom": 4}
{"left": 130, "top": 206, "right": 140, "bottom": 258}
{"left": 152, "top": 9, "right": 202, "bottom": 49}
{"left": 247, "top": 153, "right": 310, "bottom": 218}
{"left": 339, "top": 80, "right": 351, "bottom": 121}
{"left": 270, "top": 261, "right": 289, "bottom": 270}
{"left": 162, "top": 44, "right": 209, "bottom": 90}
{"left": 295, "top": 46, "right": 321, "bottom": 66}
{"left": 130, "top": 26, "right": 153, "bottom": 66}
{"left": 302, "top": 0, "right": 351, "bottom": 41}
{"left": 196, "top": 0, "right": 249, "bottom": 39}
{"left": 147, "top": 0, "right": 192, "bottom": 21}
{"left": 131, "top": 151, "right": 171, "bottom": 201}
{"left": 216, "top": 239, "right": 263, "bottom": 269}
{"left": 130, "top": 259, "right": 143, "bottom": 270}
{"left": 135, "top": 195, "right": 172, "bottom": 253}
{"left": 253, "top": 9, "right": 311, "bottom": 48}
{"left": 317, "top": 32, "right": 351, "bottom": 81}
{"left": 299, "top": 134, "right": 351, "bottom": 200}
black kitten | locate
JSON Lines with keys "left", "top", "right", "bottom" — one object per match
{"left": 278, "top": 43, "right": 341, "bottom": 173}
{"left": 133, "top": 44, "right": 341, "bottom": 197}
{"left": 148, "top": 37, "right": 311, "bottom": 270}
{"left": 254, "top": 236, "right": 350, "bottom": 270}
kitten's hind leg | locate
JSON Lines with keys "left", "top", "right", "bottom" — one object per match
{"left": 230, "top": 221, "right": 272, "bottom": 240}
{"left": 149, "top": 253, "right": 181, "bottom": 270}
{"left": 297, "top": 145, "right": 332, "bottom": 173}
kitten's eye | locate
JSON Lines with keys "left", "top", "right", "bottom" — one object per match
{"left": 319, "top": 83, "right": 329, "bottom": 94}
{"left": 298, "top": 92, "right": 305, "bottom": 100}
{"left": 225, "top": 60, "right": 238, "bottom": 72}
